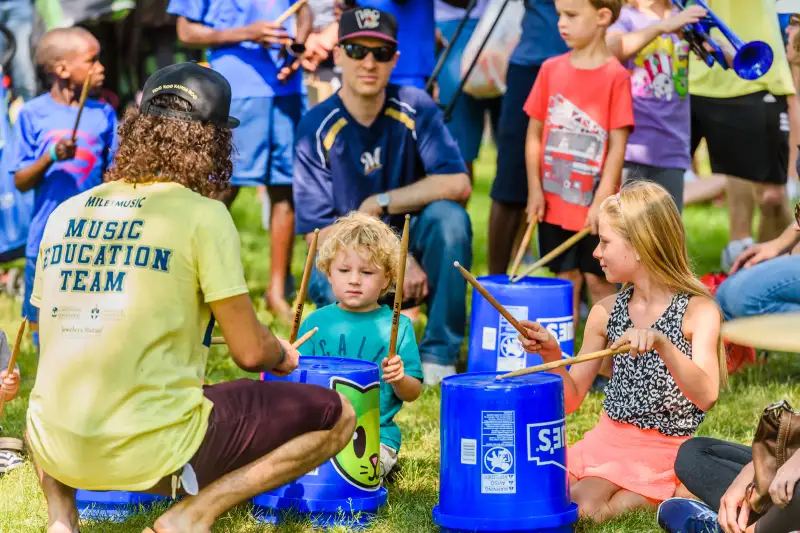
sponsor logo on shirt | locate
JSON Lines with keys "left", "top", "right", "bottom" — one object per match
{"left": 361, "top": 147, "right": 382, "bottom": 175}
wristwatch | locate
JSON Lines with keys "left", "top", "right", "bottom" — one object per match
{"left": 376, "top": 192, "right": 391, "bottom": 217}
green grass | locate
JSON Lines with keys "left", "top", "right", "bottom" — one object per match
{"left": 1, "top": 144, "right": 799, "bottom": 532}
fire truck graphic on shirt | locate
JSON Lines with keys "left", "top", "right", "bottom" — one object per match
{"left": 541, "top": 94, "right": 608, "bottom": 208}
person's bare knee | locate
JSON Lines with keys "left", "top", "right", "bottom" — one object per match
{"left": 607, "top": 489, "right": 655, "bottom": 516}
{"left": 574, "top": 491, "right": 610, "bottom": 521}
{"left": 330, "top": 392, "right": 356, "bottom": 451}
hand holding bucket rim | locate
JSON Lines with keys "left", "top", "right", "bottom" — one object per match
{"left": 0, "top": 319, "right": 26, "bottom": 418}
{"left": 388, "top": 215, "right": 411, "bottom": 361}
{"left": 290, "top": 228, "right": 319, "bottom": 344}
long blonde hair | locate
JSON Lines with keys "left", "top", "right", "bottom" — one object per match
{"left": 600, "top": 181, "right": 728, "bottom": 387}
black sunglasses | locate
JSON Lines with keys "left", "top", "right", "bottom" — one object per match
{"left": 341, "top": 42, "right": 396, "bottom": 63}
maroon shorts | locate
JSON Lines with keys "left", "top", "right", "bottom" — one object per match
{"left": 188, "top": 379, "right": 343, "bottom": 488}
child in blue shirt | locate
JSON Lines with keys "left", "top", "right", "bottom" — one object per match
{"left": 296, "top": 211, "right": 423, "bottom": 478}
{"left": 11, "top": 27, "right": 118, "bottom": 340}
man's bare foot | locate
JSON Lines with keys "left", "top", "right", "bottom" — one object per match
{"left": 47, "top": 521, "right": 78, "bottom": 533}
{"left": 266, "top": 288, "right": 293, "bottom": 325}
{"left": 151, "top": 501, "right": 211, "bottom": 533}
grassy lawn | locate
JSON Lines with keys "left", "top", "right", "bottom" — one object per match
{"left": 1, "top": 144, "right": 799, "bottom": 532}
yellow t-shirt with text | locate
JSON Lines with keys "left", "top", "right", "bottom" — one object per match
{"left": 689, "top": 0, "right": 794, "bottom": 98}
{"left": 26, "top": 181, "right": 249, "bottom": 491}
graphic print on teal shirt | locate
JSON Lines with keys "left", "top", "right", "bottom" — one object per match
{"left": 297, "top": 304, "right": 423, "bottom": 452}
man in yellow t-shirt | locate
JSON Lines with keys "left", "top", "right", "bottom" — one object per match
{"left": 26, "top": 63, "right": 356, "bottom": 533}
{"left": 688, "top": 0, "right": 795, "bottom": 270}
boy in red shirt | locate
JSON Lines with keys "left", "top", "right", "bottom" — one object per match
{"left": 525, "top": 0, "right": 634, "bottom": 323}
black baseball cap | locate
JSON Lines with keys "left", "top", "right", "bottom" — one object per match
{"left": 140, "top": 62, "right": 239, "bottom": 129}
{"left": 338, "top": 7, "right": 398, "bottom": 45}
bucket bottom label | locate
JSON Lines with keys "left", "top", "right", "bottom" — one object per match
{"left": 481, "top": 410, "right": 516, "bottom": 494}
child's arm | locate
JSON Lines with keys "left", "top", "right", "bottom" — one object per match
{"left": 525, "top": 118, "right": 545, "bottom": 223}
{"left": 382, "top": 355, "right": 422, "bottom": 402}
{"left": 15, "top": 138, "right": 76, "bottom": 192}
{"left": 609, "top": 297, "right": 722, "bottom": 412}
{"left": 586, "top": 127, "right": 629, "bottom": 234}
{"left": 518, "top": 302, "right": 612, "bottom": 414}
{"left": 606, "top": 6, "right": 708, "bottom": 62}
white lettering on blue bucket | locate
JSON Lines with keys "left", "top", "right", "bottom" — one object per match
{"left": 481, "top": 411, "right": 516, "bottom": 494}
{"left": 461, "top": 438, "right": 477, "bottom": 465}
{"left": 526, "top": 418, "right": 567, "bottom": 471}
{"left": 496, "top": 306, "right": 528, "bottom": 372}
{"left": 536, "top": 315, "right": 574, "bottom": 345}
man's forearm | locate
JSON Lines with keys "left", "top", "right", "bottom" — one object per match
{"left": 384, "top": 173, "right": 472, "bottom": 214}
{"left": 177, "top": 17, "right": 252, "bottom": 48}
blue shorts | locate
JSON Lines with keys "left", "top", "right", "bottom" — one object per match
{"left": 230, "top": 94, "right": 307, "bottom": 188}
{"left": 436, "top": 19, "right": 502, "bottom": 163}
{"left": 22, "top": 256, "right": 38, "bottom": 323}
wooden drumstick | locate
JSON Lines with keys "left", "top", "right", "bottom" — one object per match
{"left": 508, "top": 219, "right": 537, "bottom": 279}
{"left": 290, "top": 228, "right": 319, "bottom": 344}
{"left": 454, "top": 261, "right": 525, "bottom": 336}
{"left": 276, "top": 0, "right": 307, "bottom": 25}
{"left": 496, "top": 344, "right": 631, "bottom": 380}
{"left": 511, "top": 227, "right": 591, "bottom": 283}
{"left": 211, "top": 326, "right": 318, "bottom": 349}
{"left": 0, "top": 320, "right": 27, "bottom": 418}
{"left": 388, "top": 215, "right": 411, "bottom": 360}
{"left": 71, "top": 72, "right": 93, "bottom": 142}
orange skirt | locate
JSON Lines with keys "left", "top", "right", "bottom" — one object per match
{"left": 568, "top": 412, "right": 690, "bottom": 502}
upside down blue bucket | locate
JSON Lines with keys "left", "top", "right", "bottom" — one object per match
{"left": 432, "top": 372, "right": 578, "bottom": 533}
{"left": 253, "top": 357, "right": 388, "bottom": 528}
{"left": 75, "top": 490, "right": 167, "bottom": 522}
{"left": 468, "top": 276, "right": 574, "bottom": 373}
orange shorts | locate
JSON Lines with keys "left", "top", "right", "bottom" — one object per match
{"left": 568, "top": 412, "right": 690, "bottom": 502}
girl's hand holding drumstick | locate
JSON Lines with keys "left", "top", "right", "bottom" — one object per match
{"left": 516, "top": 320, "right": 563, "bottom": 364}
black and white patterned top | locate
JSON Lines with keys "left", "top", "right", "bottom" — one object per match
{"left": 602, "top": 286, "right": 705, "bottom": 437}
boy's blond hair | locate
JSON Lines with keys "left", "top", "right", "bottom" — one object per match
{"left": 316, "top": 212, "right": 402, "bottom": 297}
{"left": 590, "top": 0, "right": 624, "bottom": 24}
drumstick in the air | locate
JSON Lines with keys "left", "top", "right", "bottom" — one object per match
{"left": 290, "top": 228, "right": 319, "bottom": 344}
{"left": 508, "top": 219, "right": 537, "bottom": 279}
{"left": 71, "top": 72, "right": 93, "bottom": 142}
{"left": 211, "top": 327, "right": 318, "bottom": 349}
{"left": 512, "top": 227, "right": 591, "bottom": 282}
{"left": 388, "top": 215, "right": 411, "bottom": 360}
{"left": 275, "top": 0, "right": 307, "bottom": 25}
{"left": 454, "top": 261, "right": 525, "bottom": 336}
{"left": 0, "top": 320, "right": 27, "bottom": 418}
{"left": 496, "top": 344, "right": 631, "bottom": 380}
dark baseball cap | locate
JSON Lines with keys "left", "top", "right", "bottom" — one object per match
{"left": 139, "top": 62, "right": 239, "bottom": 129}
{"left": 338, "top": 7, "right": 398, "bottom": 45}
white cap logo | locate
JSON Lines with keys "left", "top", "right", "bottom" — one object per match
{"left": 355, "top": 8, "right": 380, "bottom": 29}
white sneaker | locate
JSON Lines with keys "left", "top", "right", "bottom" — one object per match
{"left": 721, "top": 237, "right": 754, "bottom": 273}
{"left": 422, "top": 362, "right": 457, "bottom": 386}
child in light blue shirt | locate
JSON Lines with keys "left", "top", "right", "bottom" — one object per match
{"left": 297, "top": 211, "right": 423, "bottom": 478}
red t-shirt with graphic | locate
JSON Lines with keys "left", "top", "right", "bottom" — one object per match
{"left": 524, "top": 53, "right": 635, "bottom": 232}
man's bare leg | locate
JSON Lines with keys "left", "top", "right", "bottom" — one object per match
{"left": 488, "top": 200, "right": 524, "bottom": 275}
{"left": 726, "top": 177, "right": 756, "bottom": 241}
{"left": 27, "top": 433, "right": 79, "bottom": 533}
{"left": 150, "top": 393, "right": 356, "bottom": 533}
{"left": 265, "top": 185, "right": 295, "bottom": 324}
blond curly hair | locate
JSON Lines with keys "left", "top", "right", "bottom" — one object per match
{"left": 316, "top": 212, "right": 402, "bottom": 297}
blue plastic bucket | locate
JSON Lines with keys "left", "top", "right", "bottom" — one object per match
{"left": 468, "top": 276, "right": 574, "bottom": 373}
{"left": 253, "top": 357, "right": 388, "bottom": 528}
{"left": 75, "top": 490, "right": 167, "bottom": 522}
{"left": 432, "top": 372, "right": 578, "bottom": 533}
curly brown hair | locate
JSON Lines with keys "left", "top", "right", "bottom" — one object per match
{"left": 104, "top": 94, "right": 234, "bottom": 197}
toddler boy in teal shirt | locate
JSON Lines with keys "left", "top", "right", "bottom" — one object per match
{"left": 296, "top": 212, "right": 423, "bottom": 478}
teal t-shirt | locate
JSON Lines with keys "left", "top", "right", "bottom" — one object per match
{"left": 297, "top": 304, "right": 423, "bottom": 452}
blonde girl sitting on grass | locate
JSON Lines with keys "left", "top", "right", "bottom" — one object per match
{"left": 518, "top": 180, "right": 727, "bottom": 523}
